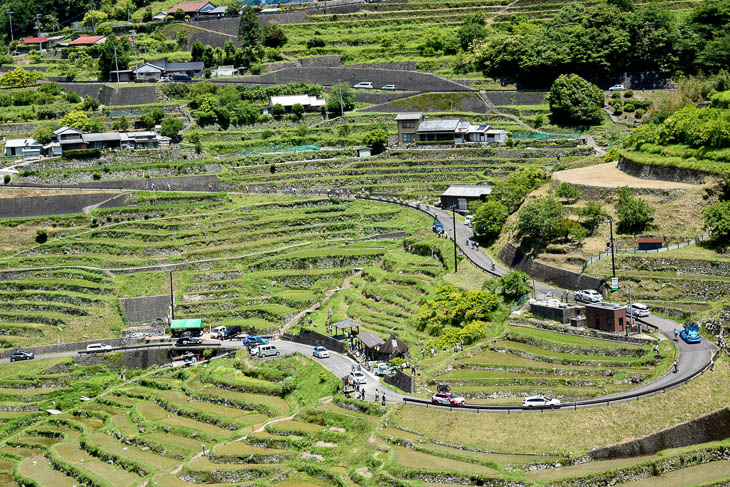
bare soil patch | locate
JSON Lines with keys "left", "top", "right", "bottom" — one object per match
{"left": 554, "top": 162, "right": 696, "bottom": 189}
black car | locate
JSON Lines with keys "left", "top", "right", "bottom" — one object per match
{"left": 10, "top": 350, "right": 34, "bottom": 362}
{"left": 176, "top": 337, "right": 202, "bottom": 346}
{"left": 222, "top": 326, "right": 242, "bottom": 340}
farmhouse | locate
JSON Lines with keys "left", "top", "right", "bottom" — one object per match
{"left": 133, "top": 60, "right": 204, "bottom": 80}
{"left": 440, "top": 185, "right": 492, "bottom": 210}
{"left": 395, "top": 112, "right": 508, "bottom": 144}
{"left": 262, "top": 95, "right": 327, "bottom": 115}
{"left": 67, "top": 35, "right": 108, "bottom": 47}
{"left": 19, "top": 36, "right": 64, "bottom": 48}
{"left": 168, "top": 1, "right": 217, "bottom": 15}
{"left": 4, "top": 139, "right": 42, "bottom": 159}
{"left": 48, "top": 126, "right": 170, "bottom": 154}
{"left": 636, "top": 237, "right": 664, "bottom": 251}
{"left": 584, "top": 302, "right": 627, "bottom": 334}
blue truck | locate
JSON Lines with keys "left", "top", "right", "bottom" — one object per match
{"left": 680, "top": 323, "right": 702, "bottom": 344}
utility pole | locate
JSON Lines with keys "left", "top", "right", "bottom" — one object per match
{"left": 169, "top": 271, "right": 175, "bottom": 320}
{"left": 452, "top": 206, "right": 458, "bottom": 273}
{"left": 130, "top": 30, "right": 138, "bottom": 70}
{"left": 35, "top": 14, "right": 43, "bottom": 56}
{"left": 6, "top": 10, "right": 13, "bottom": 44}
{"left": 338, "top": 82, "right": 344, "bottom": 117}
{"left": 113, "top": 45, "right": 120, "bottom": 87}
{"left": 608, "top": 219, "right": 616, "bottom": 278}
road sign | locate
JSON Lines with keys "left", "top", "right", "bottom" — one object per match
{"left": 610, "top": 277, "right": 619, "bottom": 290}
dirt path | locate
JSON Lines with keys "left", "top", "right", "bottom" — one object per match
{"left": 280, "top": 270, "right": 362, "bottom": 334}
{"left": 486, "top": 0, "right": 520, "bottom": 24}
{"left": 554, "top": 162, "right": 698, "bottom": 189}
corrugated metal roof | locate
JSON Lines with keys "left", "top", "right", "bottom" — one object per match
{"left": 5, "top": 139, "right": 40, "bottom": 148}
{"left": 69, "top": 35, "right": 106, "bottom": 46}
{"left": 170, "top": 319, "right": 202, "bottom": 329}
{"left": 441, "top": 185, "right": 492, "bottom": 198}
{"left": 82, "top": 133, "right": 121, "bottom": 143}
{"left": 357, "top": 331, "right": 385, "bottom": 348}
{"left": 166, "top": 61, "right": 204, "bottom": 72}
{"left": 636, "top": 237, "right": 664, "bottom": 243}
{"left": 395, "top": 112, "right": 423, "bottom": 121}
{"left": 417, "top": 119, "right": 460, "bottom": 132}
{"left": 331, "top": 319, "right": 363, "bottom": 329}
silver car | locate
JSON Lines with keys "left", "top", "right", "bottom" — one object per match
{"left": 575, "top": 289, "right": 603, "bottom": 303}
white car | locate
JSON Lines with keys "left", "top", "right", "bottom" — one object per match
{"left": 464, "top": 215, "right": 473, "bottom": 227}
{"left": 575, "top": 289, "right": 603, "bottom": 303}
{"left": 431, "top": 392, "right": 466, "bottom": 406}
{"left": 523, "top": 395, "right": 561, "bottom": 408}
{"left": 381, "top": 84, "right": 396, "bottom": 90}
{"left": 312, "top": 346, "right": 329, "bottom": 358}
{"left": 353, "top": 82, "right": 373, "bottom": 89}
{"left": 350, "top": 371, "right": 367, "bottom": 384}
{"left": 86, "top": 343, "right": 112, "bottom": 352}
{"left": 627, "top": 303, "right": 650, "bottom": 318}
{"left": 609, "top": 84, "right": 625, "bottom": 91}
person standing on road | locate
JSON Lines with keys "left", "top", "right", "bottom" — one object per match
{"left": 673, "top": 360, "right": 678, "bottom": 373}
{"left": 382, "top": 393, "right": 386, "bottom": 406}
{"left": 674, "top": 329, "right": 679, "bottom": 340}
{"left": 710, "top": 357, "right": 715, "bottom": 371}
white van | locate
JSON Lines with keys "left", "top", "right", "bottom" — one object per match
{"left": 257, "top": 345, "right": 280, "bottom": 358}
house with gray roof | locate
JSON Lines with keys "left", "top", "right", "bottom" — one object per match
{"left": 440, "top": 185, "right": 493, "bottom": 210}
{"left": 4, "top": 139, "right": 42, "bottom": 159}
{"left": 395, "top": 112, "right": 508, "bottom": 145}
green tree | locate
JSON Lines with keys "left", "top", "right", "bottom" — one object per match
{"left": 556, "top": 182, "right": 580, "bottom": 202}
{"left": 498, "top": 271, "right": 531, "bottom": 301}
{"left": 191, "top": 40, "right": 205, "bottom": 63}
{"left": 362, "top": 129, "right": 389, "bottom": 154}
{"left": 81, "top": 95, "right": 99, "bottom": 112}
{"left": 141, "top": 108, "right": 165, "bottom": 129}
{"left": 238, "top": 6, "right": 261, "bottom": 48}
{"left": 578, "top": 201, "right": 606, "bottom": 232}
{"left": 160, "top": 117, "right": 184, "bottom": 139}
{"left": 702, "top": 200, "right": 730, "bottom": 243}
{"left": 97, "top": 36, "right": 131, "bottom": 82}
{"left": 548, "top": 74, "right": 605, "bottom": 125}
{"left": 0, "top": 67, "right": 44, "bottom": 87}
{"left": 327, "top": 82, "right": 355, "bottom": 113}
{"left": 458, "top": 12, "right": 487, "bottom": 50}
{"left": 82, "top": 10, "right": 107, "bottom": 29}
{"left": 32, "top": 123, "right": 59, "bottom": 144}
{"left": 111, "top": 115, "right": 129, "bottom": 131}
{"left": 472, "top": 200, "right": 508, "bottom": 240}
{"left": 417, "top": 284, "right": 499, "bottom": 335}
{"left": 190, "top": 132, "right": 202, "bottom": 154}
{"left": 61, "top": 111, "right": 104, "bottom": 132}
{"left": 291, "top": 103, "right": 305, "bottom": 120}
{"left": 262, "top": 23, "right": 287, "bottom": 48}
{"left": 271, "top": 103, "right": 285, "bottom": 118}
{"left": 616, "top": 186, "right": 654, "bottom": 234}
{"left": 517, "top": 197, "right": 565, "bottom": 247}
{"left": 174, "top": 8, "right": 186, "bottom": 20}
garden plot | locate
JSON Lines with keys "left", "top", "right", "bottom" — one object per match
{"left": 16, "top": 455, "right": 78, "bottom": 487}
{"left": 392, "top": 445, "right": 498, "bottom": 475}
{"left": 51, "top": 441, "right": 141, "bottom": 487}
{"left": 86, "top": 432, "right": 179, "bottom": 471}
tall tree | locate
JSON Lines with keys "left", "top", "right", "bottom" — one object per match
{"left": 238, "top": 6, "right": 261, "bottom": 48}
{"left": 97, "top": 36, "right": 131, "bottom": 82}
{"left": 547, "top": 74, "right": 604, "bottom": 125}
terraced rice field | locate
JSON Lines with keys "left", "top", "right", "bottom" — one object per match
{"left": 422, "top": 321, "right": 674, "bottom": 403}
{"left": 222, "top": 145, "right": 593, "bottom": 197}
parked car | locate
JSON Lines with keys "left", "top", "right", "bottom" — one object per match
{"left": 312, "top": 346, "right": 329, "bottom": 358}
{"left": 680, "top": 323, "right": 702, "bottom": 344}
{"left": 254, "top": 344, "right": 279, "bottom": 358}
{"left": 381, "top": 84, "right": 396, "bottom": 90}
{"left": 432, "top": 221, "right": 444, "bottom": 233}
{"left": 431, "top": 392, "right": 466, "bottom": 406}
{"left": 243, "top": 335, "right": 268, "bottom": 346}
{"left": 522, "top": 395, "right": 561, "bottom": 408}
{"left": 222, "top": 326, "right": 242, "bottom": 340}
{"left": 10, "top": 350, "right": 34, "bottom": 362}
{"left": 350, "top": 371, "right": 367, "bottom": 384}
{"left": 353, "top": 82, "right": 373, "bottom": 89}
{"left": 609, "top": 84, "right": 625, "bottom": 91}
{"left": 176, "top": 337, "right": 202, "bottom": 346}
{"left": 575, "top": 289, "right": 603, "bottom": 303}
{"left": 86, "top": 343, "right": 112, "bottom": 352}
{"left": 373, "top": 363, "right": 393, "bottom": 376}
{"left": 211, "top": 325, "right": 226, "bottom": 339}
{"left": 464, "top": 215, "right": 473, "bottom": 227}
{"left": 626, "top": 303, "right": 650, "bottom": 318}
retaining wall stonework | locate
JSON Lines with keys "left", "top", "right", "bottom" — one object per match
{"left": 119, "top": 295, "right": 171, "bottom": 324}
{"left": 354, "top": 91, "right": 418, "bottom": 105}
{"left": 57, "top": 83, "right": 158, "bottom": 106}
{"left": 14, "top": 175, "right": 222, "bottom": 192}
{"left": 621, "top": 257, "right": 730, "bottom": 278}
{"left": 384, "top": 369, "right": 415, "bottom": 393}
{"left": 284, "top": 329, "right": 346, "bottom": 353}
{"left": 75, "top": 347, "right": 169, "bottom": 369}
{"left": 234, "top": 67, "right": 473, "bottom": 91}
{"left": 0, "top": 337, "right": 131, "bottom": 360}
{"left": 499, "top": 243, "right": 604, "bottom": 292}
{"left": 589, "top": 408, "right": 730, "bottom": 460}
{"left": 484, "top": 91, "right": 548, "bottom": 106}
{"left": 617, "top": 156, "right": 712, "bottom": 184}
{"left": 361, "top": 92, "right": 486, "bottom": 114}
{"left": 0, "top": 193, "right": 127, "bottom": 218}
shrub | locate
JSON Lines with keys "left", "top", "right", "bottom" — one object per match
{"left": 35, "top": 229, "right": 48, "bottom": 244}
{"left": 499, "top": 271, "right": 531, "bottom": 301}
{"left": 92, "top": 173, "right": 102, "bottom": 180}
{"left": 617, "top": 186, "right": 654, "bottom": 234}
{"left": 624, "top": 103, "right": 635, "bottom": 112}
{"left": 556, "top": 182, "right": 580, "bottom": 202}
{"left": 624, "top": 89, "right": 633, "bottom": 98}
{"left": 547, "top": 74, "right": 604, "bottom": 125}
{"left": 3, "top": 174, "right": 10, "bottom": 184}
{"left": 271, "top": 103, "right": 286, "bottom": 117}
{"left": 306, "top": 37, "right": 326, "bottom": 49}
{"left": 472, "top": 200, "right": 508, "bottom": 239}
{"left": 634, "top": 108, "right": 646, "bottom": 119}
{"left": 517, "top": 197, "right": 565, "bottom": 247}
{"left": 62, "top": 149, "right": 101, "bottom": 159}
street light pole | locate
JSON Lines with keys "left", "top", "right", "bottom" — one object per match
{"left": 6, "top": 10, "right": 13, "bottom": 44}
{"left": 452, "top": 206, "right": 458, "bottom": 273}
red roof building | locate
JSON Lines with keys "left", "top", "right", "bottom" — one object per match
{"left": 167, "top": 1, "right": 215, "bottom": 14}
{"left": 20, "top": 36, "right": 50, "bottom": 45}
{"left": 68, "top": 35, "right": 107, "bottom": 46}
{"left": 636, "top": 237, "right": 664, "bottom": 251}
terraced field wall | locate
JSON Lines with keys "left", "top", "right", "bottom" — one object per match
{"left": 0, "top": 193, "right": 126, "bottom": 218}
{"left": 589, "top": 407, "right": 730, "bottom": 460}
{"left": 13, "top": 175, "right": 221, "bottom": 191}
{"left": 75, "top": 346, "right": 170, "bottom": 369}
{"left": 119, "top": 295, "right": 171, "bottom": 324}
{"left": 57, "top": 83, "right": 158, "bottom": 106}
{"left": 235, "top": 67, "right": 473, "bottom": 91}
{"left": 0, "top": 337, "right": 126, "bottom": 359}
{"left": 499, "top": 243, "right": 605, "bottom": 291}
{"left": 384, "top": 368, "right": 414, "bottom": 394}
{"left": 618, "top": 155, "right": 712, "bottom": 184}
{"left": 284, "top": 329, "right": 346, "bottom": 353}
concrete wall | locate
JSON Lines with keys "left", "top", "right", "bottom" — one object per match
{"left": 0, "top": 337, "right": 132, "bottom": 360}
{"left": 354, "top": 91, "right": 418, "bottom": 105}
{"left": 483, "top": 91, "right": 547, "bottom": 106}
{"left": 0, "top": 193, "right": 127, "bottom": 219}
{"left": 119, "top": 295, "right": 171, "bottom": 324}
{"left": 618, "top": 156, "right": 711, "bottom": 184}
{"left": 57, "top": 83, "right": 158, "bottom": 106}
{"left": 589, "top": 408, "right": 730, "bottom": 460}
{"left": 384, "top": 368, "right": 414, "bottom": 394}
{"left": 284, "top": 328, "right": 346, "bottom": 353}
{"left": 75, "top": 347, "right": 169, "bottom": 369}
{"left": 234, "top": 67, "right": 473, "bottom": 92}
{"left": 499, "top": 243, "right": 604, "bottom": 292}
{"left": 528, "top": 302, "right": 582, "bottom": 325}
{"left": 360, "top": 92, "right": 486, "bottom": 114}
{"left": 15, "top": 175, "right": 222, "bottom": 192}
{"left": 58, "top": 83, "right": 103, "bottom": 102}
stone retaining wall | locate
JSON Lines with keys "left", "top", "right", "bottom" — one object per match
{"left": 57, "top": 83, "right": 158, "bottom": 106}
{"left": 354, "top": 91, "right": 418, "bottom": 105}
{"left": 75, "top": 347, "right": 169, "bottom": 369}
{"left": 499, "top": 243, "right": 604, "bottom": 292}
{"left": 361, "top": 91, "right": 486, "bottom": 113}
{"left": 484, "top": 91, "right": 548, "bottom": 106}
{"left": 588, "top": 407, "right": 730, "bottom": 460}
{"left": 384, "top": 368, "right": 414, "bottom": 393}
{"left": 283, "top": 328, "right": 346, "bottom": 353}
{"left": 119, "top": 295, "right": 171, "bottom": 324}
{"left": 348, "top": 62, "right": 418, "bottom": 71}
{"left": 0, "top": 337, "right": 131, "bottom": 360}
{"left": 0, "top": 193, "right": 127, "bottom": 219}
{"left": 617, "top": 155, "right": 713, "bottom": 184}
{"left": 14, "top": 175, "right": 222, "bottom": 192}
{"left": 622, "top": 256, "right": 730, "bottom": 278}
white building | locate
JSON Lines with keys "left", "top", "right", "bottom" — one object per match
{"left": 4, "top": 139, "right": 42, "bottom": 159}
{"left": 262, "top": 94, "right": 327, "bottom": 115}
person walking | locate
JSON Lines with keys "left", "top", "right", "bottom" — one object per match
{"left": 674, "top": 329, "right": 679, "bottom": 341}
{"left": 673, "top": 360, "right": 679, "bottom": 373}
{"left": 382, "top": 393, "right": 386, "bottom": 406}
{"left": 421, "top": 348, "right": 425, "bottom": 359}
{"left": 710, "top": 357, "right": 715, "bottom": 371}
{"left": 201, "top": 444, "right": 206, "bottom": 456}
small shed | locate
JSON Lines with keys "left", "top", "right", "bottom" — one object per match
{"left": 331, "top": 319, "right": 362, "bottom": 338}
{"left": 378, "top": 334, "right": 409, "bottom": 360}
{"left": 356, "top": 331, "right": 385, "bottom": 360}
{"left": 356, "top": 147, "right": 371, "bottom": 158}
{"left": 109, "top": 70, "right": 133, "bottom": 82}
{"left": 637, "top": 237, "right": 664, "bottom": 251}
{"left": 170, "top": 318, "right": 203, "bottom": 337}
{"left": 584, "top": 302, "right": 626, "bottom": 334}
{"left": 440, "top": 185, "right": 492, "bottom": 211}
